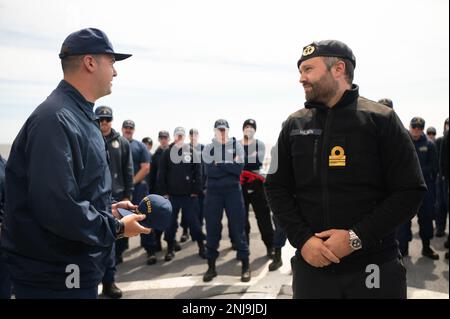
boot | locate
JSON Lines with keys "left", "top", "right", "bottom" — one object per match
{"left": 422, "top": 245, "right": 439, "bottom": 260}
{"left": 174, "top": 240, "right": 182, "bottom": 252}
{"left": 146, "top": 252, "right": 157, "bottom": 265}
{"left": 102, "top": 282, "right": 122, "bottom": 299}
{"left": 203, "top": 259, "right": 217, "bottom": 282}
{"left": 198, "top": 241, "right": 206, "bottom": 259}
{"left": 180, "top": 228, "right": 189, "bottom": 243}
{"left": 266, "top": 246, "right": 274, "bottom": 259}
{"left": 165, "top": 244, "right": 175, "bottom": 261}
{"left": 241, "top": 259, "right": 251, "bottom": 282}
{"left": 268, "top": 248, "right": 283, "bottom": 271}
{"left": 155, "top": 232, "right": 163, "bottom": 252}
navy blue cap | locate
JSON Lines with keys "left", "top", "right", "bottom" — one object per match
{"left": 410, "top": 117, "right": 425, "bottom": 129}
{"left": 243, "top": 119, "right": 257, "bottom": 131}
{"left": 297, "top": 40, "right": 355, "bottom": 69}
{"left": 158, "top": 130, "right": 170, "bottom": 138}
{"left": 377, "top": 98, "right": 393, "bottom": 109}
{"left": 117, "top": 194, "right": 173, "bottom": 231}
{"left": 122, "top": 119, "right": 135, "bottom": 129}
{"left": 95, "top": 106, "right": 113, "bottom": 118}
{"left": 214, "top": 119, "right": 229, "bottom": 129}
{"left": 59, "top": 28, "right": 132, "bottom": 61}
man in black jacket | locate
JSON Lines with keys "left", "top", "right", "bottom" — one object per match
{"left": 95, "top": 105, "right": 134, "bottom": 298}
{"left": 440, "top": 130, "right": 449, "bottom": 259}
{"left": 265, "top": 40, "right": 426, "bottom": 299}
{"left": 158, "top": 127, "right": 206, "bottom": 261}
{"left": 434, "top": 118, "right": 449, "bottom": 237}
{"left": 147, "top": 130, "right": 175, "bottom": 254}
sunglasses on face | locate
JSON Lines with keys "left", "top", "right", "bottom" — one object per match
{"left": 99, "top": 118, "right": 112, "bottom": 123}
{"left": 411, "top": 125, "right": 424, "bottom": 130}
{"left": 427, "top": 132, "right": 436, "bottom": 136}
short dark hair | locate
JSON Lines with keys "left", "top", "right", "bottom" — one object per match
{"left": 61, "top": 54, "right": 100, "bottom": 74}
{"left": 323, "top": 57, "right": 354, "bottom": 84}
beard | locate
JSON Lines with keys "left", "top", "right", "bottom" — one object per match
{"left": 304, "top": 71, "right": 338, "bottom": 104}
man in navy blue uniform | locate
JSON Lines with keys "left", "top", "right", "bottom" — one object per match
{"left": 0, "top": 154, "right": 11, "bottom": 299}
{"left": 95, "top": 105, "right": 134, "bottom": 298}
{"left": 179, "top": 128, "right": 207, "bottom": 242}
{"left": 158, "top": 127, "right": 206, "bottom": 261}
{"left": 397, "top": 117, "right": 439, "bottom": 259}
{"left": 0, "top": 28, "right": 150, "bottom": 299}
{"left": 434, "top": 118, "right": 449, "bottom": 237}
{"left": 202, "top": 119, "right": 251, "bottom": 283}
{"left": 148, "top": 130, "right": 179, "bottom": 255}
{"left": 121, "top": 120, "right": 155, "bottom": 263}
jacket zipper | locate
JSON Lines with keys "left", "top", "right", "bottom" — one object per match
{"left": 321, "top": 108, "right": 334, "bottom": 229}
{"left": 313, "top": 138, "right": 319, "bottom": 176}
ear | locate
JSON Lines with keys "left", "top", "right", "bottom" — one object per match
{"left": 82, "top": 55, "right": 98, "bottom": 73}
{"left": 333, "top": 60, "right": 346, "bottom": 78}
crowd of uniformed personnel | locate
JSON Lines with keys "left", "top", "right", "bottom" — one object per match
{"left": 0, "top": 30, "right": 448, "bottom": 300}
{"left": 83, "top": 112, "right": 288, "bottom": 297}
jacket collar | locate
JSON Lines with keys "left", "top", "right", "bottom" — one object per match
{"left": 304, "top": 84, "right": 359, "bottom": 111}
{"left": 57, "top": 80, "right": 96, "bottom": 121}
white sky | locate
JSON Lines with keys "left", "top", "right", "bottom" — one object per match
{"left": 0, "top": 0, "right": 448, "bottom": 147}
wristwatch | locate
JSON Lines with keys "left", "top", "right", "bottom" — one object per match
{"left": 115, "top": 219, "right": 125, "bottom": 239}
{"left": 349, "top": 229, "right": 362, "bottom": 250}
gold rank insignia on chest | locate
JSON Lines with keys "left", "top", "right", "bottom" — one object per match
{"left": 329, "top": 146, "right": 346, "bottom": 167}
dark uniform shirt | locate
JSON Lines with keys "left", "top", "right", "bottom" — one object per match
{"left": 204, "top": 138, "right": 245, "bottom": 190}
{"left": 0, "top": 80, "right": 116, "bottom": 289}
{"left": 148, "top": 147, "right": 165, "bottom": 194}
{"left": 265, "top": 85, "right": 427, "bottom": 271}
{"left": 441, "top": 131, "right": 449, "bottom": 181}
{"left": 158, "top": 143, "right": 202, "bottom": 196}
{"left": 129, "top": 139, "right": 151, "bottom": 176}
{"left": 105, "top": 128, "right": 134, "bottom": 200}
{"left": 410, "top": 133, "right": 438, "bottom": 184}
{"left": 241, "top": 139, "right": 266, "bottom": 172}
{"left": 0, "top": 155, "right": 6, "bottom": 224}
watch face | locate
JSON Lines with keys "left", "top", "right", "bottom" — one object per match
{"left": 351, "top": 239, "right": 362, "bottom": 250}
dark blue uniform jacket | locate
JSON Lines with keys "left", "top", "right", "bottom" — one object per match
{"left": 204, "top": 138, "right": 244, "bottom": 190}
{"left": 1, "top": 80, "right": 116, "bottom": 289}
{"left": 411, "top": 133, "right": 438, "bottom": 184}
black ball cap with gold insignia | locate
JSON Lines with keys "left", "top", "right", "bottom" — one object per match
{"left": 94, "top": 106, "right": 113, "bottom": 119}
{"left": 59, "top": 28, "right": 132, "bottom": 61}
{"left": 297, "top": 40, "right": 356, "bottom": 69}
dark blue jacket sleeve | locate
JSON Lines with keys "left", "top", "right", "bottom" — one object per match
{"left": 122, "top": 138, "right": 134, "bottom": 199}
{"left": 157, "top": 148, "right": 170, "bottom": 195}
{"left": 26, "top": 112, "right": 115, "bottom": 247}
{"left": 216, "top": 142, "right": 244, "bottom": 177}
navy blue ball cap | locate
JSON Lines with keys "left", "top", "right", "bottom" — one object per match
{"left": 94, "top": 106, "right": 113, "bottom": 118}
{"left": 214, "top": 119, "right": 229, "bottom": 129}
{"left": 137, "top": 195, "right": 172, "bottom": 231}
{"left": 122, "top": 119, "right": 135, "bottom": 129}
{"left": 59, "top": 28, "right": 132, "bottom": 61}
{"left": 410, "top": 117, "right": 425, "bottom": 129}
{"left": 243, "top": 119, "right": 257, "bottom": 131}
{"left": 117, "top": 195, "right": 172, "bottom": 231}
{"left": 297, "top": 40, "right": 355, "bottom": 69}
